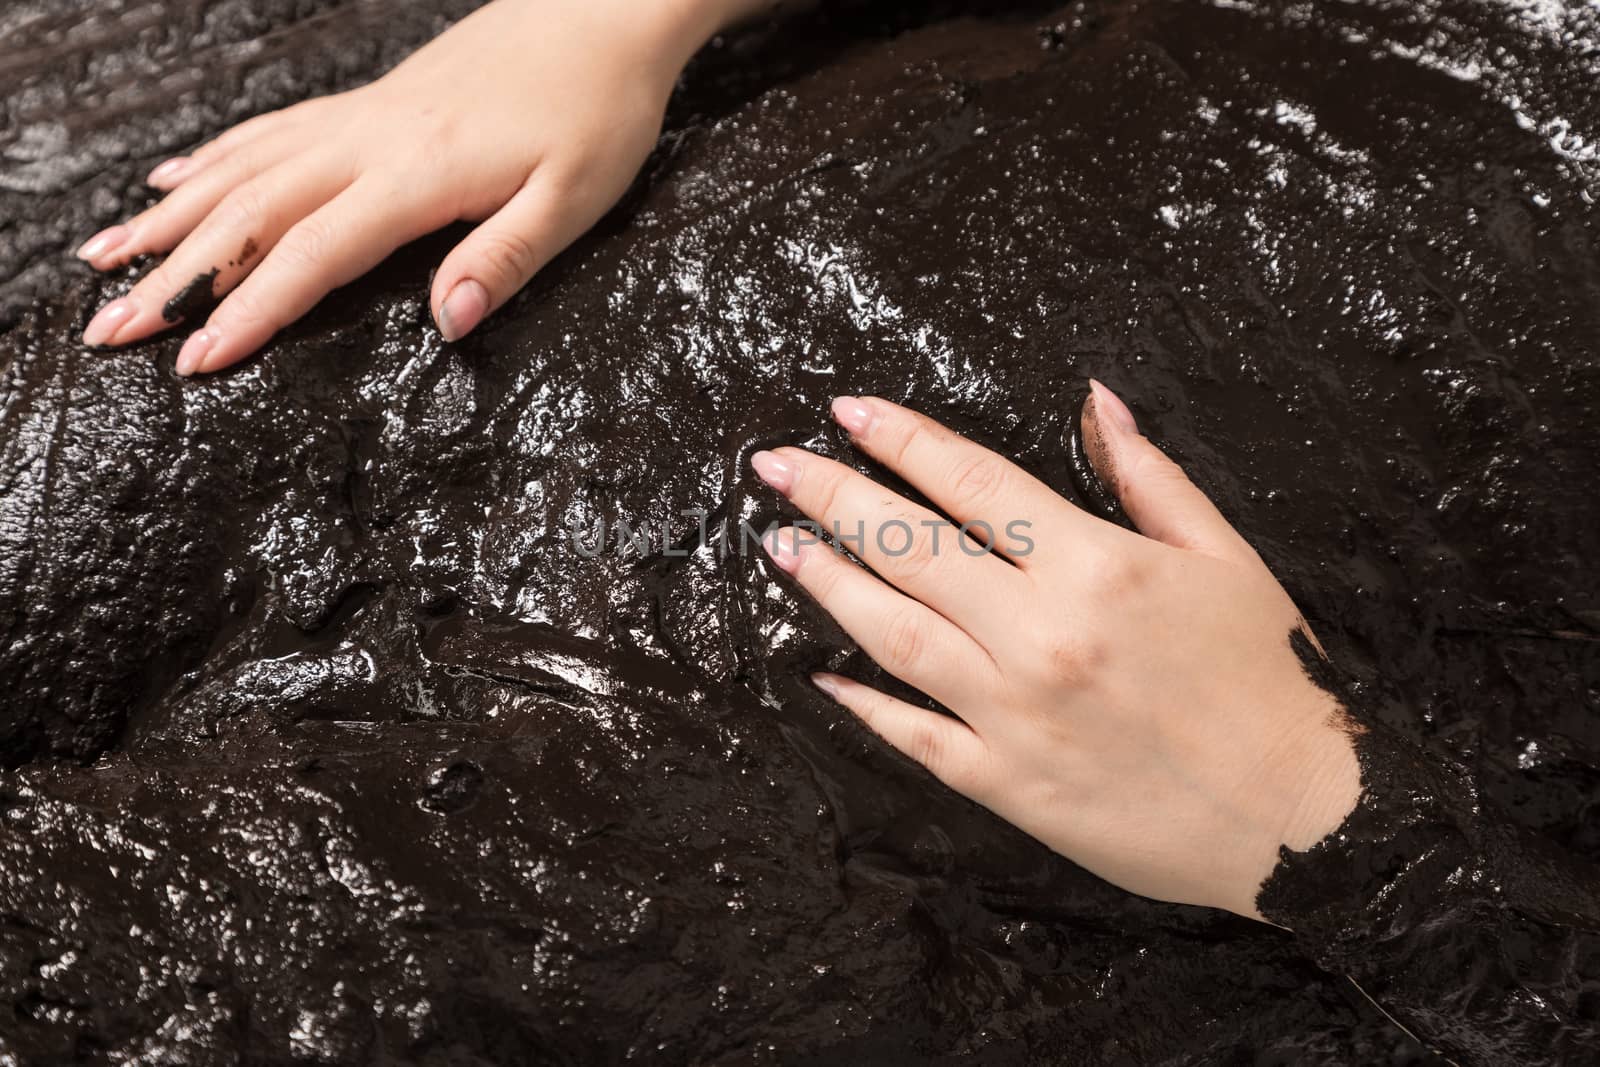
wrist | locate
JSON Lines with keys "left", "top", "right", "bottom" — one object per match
{"left": 644, "top": 0, "right": 775, "bottom": 64}
{"left": 1255, "top": 716, "right": 1484, "bottom": 953}
{"left": 1229, "top": 689, "right": 1363, "bottom": 923}
{"left": 1277, "top": 711, "right": 1363, "bottom": 857}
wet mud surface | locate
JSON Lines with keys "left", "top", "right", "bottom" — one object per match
{"left": 2, "top": 0, "right": 1598, "bottom": 1061}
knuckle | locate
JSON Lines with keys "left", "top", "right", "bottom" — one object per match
{"left": 849, "top": 691, "right": 878, "bottom": 730}
{"left": 1080, "top": 548, "right": 1143, "bottom": 602}
{"left": 276, "top": 217, "right": 337, "bottom": 272}
{"left": 423, "top": 112, "right": 469, "bottom": 152}
{"left": 810, "top": 465, "right": 849, "bottom": 521}
{"left": 406, "top": 184, "right": 461, "bottom": 232}
{"left": 907, "top": 722, "right": 946, "bottom": 774}
{"left": 215, "top": 181, "right": 272, "bottom": 235}
{"left": 879, "top": 608, "right": 927, "bottom": 674}
{"left": 882, "top": 518, "right": 936, "bottom": 580}
{"left": 1151, "top": 454, "right": 1197, "bottom": 494}
{"left": 535, "top": 159, "right": 584, "bottom": 199}
{"left": 474, "top": 229, "right": 540, "bottom": 286}
{"left": 879, "top": 414, "right": 924, "bottom": 467}
{"left": 138, "top": 261, "right": 181, "bottom": 300}
{"left": 1040, "top": 629, "right": 1104, "bottom": 689}
{"left": 805, "top": 550, "right": 844, "bottom": 599}
{"left": 948, "top": 454, "right": 1005, "bottom": 510}
{"left": 937, "top": 742, "right": 985, "bottom": 796}
{"left": 215, "top": 286, "right": 273, "bottom": 332}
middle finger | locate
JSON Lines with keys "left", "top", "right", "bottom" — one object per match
{"left": 81, "top": 152, "right": 351, "bottom": 348}
{"left": 751, "top": 446, "right": 1030, "bottom": 641}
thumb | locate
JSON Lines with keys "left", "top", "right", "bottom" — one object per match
{"left": 1081, "top": 379, "right": 1259, "bottom": 565}
{"left": 430, "top": 178, "right": 573, "bottom": 342}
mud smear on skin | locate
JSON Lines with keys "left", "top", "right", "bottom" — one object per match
{"left": 1, "top": 0, "right": 1598, "bottom": 1062}
{"left": 1071, "top": 391, "right": 1124, "bottom": 521}
{"left": 1260, "top": 631, "right": 1600, "bottom": 1062}
{"left": 162, "top": 267, "right": 219, "bottom": 322}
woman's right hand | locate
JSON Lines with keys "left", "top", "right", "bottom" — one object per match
{"left": 752, "top": 383, "right": 1363, "bottom": 920}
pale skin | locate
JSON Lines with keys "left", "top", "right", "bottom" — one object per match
{"left": 76, "top": 0, "right": 1364, "bottom": 918}
{"left": 752, "top": 382, "right": 1362, "bottom": 920}
{"left": 76, "top": 0, "right": 772, "bottom": 373}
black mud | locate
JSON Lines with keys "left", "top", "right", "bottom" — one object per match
{"left": 1260, "top": 630, "right": 1600, "bottom": 1062}
{"left": 2, "top": 0, "right": 1598, "bottom": 1062}
{"left": 162, "top": 267, "right": 221, "bottom": 323}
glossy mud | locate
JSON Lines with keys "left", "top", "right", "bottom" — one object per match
{"left": 1260, "top": 630, "right": 1600, "bottom": 1061}
{"left": 2, "top": 0, "right": 1598, "bottom": 1061}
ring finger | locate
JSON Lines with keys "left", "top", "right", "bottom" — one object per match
{"left": 750, "top": 447, "right": 1030, "bottom": 641}
{"left": 79, "top": 127, "right": 312, "bottom": 272}
{"left": 763, "top": 527, "right": 1002, "bottom": 720}
{"left": 81, "top": 152, "right": 352, "bottom": 348}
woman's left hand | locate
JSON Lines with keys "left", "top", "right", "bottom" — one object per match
{"left": 73, "top": 0, "right": 744, "bottom": 374}
{"left": 751, "top": 382, "right": 1362, "bottom": 920}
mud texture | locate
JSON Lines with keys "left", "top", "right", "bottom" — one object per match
{"left": 2, "top": 0, "right": 1598, "bottom": 1062}
{"left": 162, "top": 268, "right": 220, "bottom": 324}
{"left": 1259, "top": 631, "right": 1600, "bottom": 1063}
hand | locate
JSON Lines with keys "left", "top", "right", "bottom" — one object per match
{"left": 751, "top": 382, "right": 1363, "bottom": 920}
{"left": 75, "top": 0, "right": 742, "bottom": 375}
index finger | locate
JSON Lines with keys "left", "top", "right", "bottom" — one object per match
{"left": 828, "top": 396, "right": 1092, "bottom": 566}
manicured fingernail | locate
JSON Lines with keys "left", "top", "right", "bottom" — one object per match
{"left": 762, "top": 528, "right": 804, "bottom": 575}
{"left": 831, "top": 396, "right": 879, "bottom": 438}
{"left": 147, "top": 157, "right": 192, "bottom": 187}
{"left": 1089, "top": 379, "right": 1138, "bottom": 435}
{"left": 175, "top": 329, "right": 217, "bottom": 377}
{"left": 77, "top": 225, "right": 130, "bottom": 262}
{"left": 82, "top": 297, "right": 137, "bottom": 346}
{"left": 437, "top": 279, "right": 489, "bottom": 342}
{"left": 811, "top": 672, "right": 843, "bottom": 699}
{"left": 750, "top": 450, "right": 796, "bottom": 494}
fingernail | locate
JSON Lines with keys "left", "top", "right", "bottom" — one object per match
{"left": 831, "top": 396, "right": 879, "bottom": 438}
{"left": 175, "top": 329, "right": 217, "bottom": 377}
{"left": 750, "top": 450, "right": 796, "bottom": 494}
{"left": 437, "top": 279, "right": 489, "bottom": 342}
{"left": 762, "top": 528, "right": 804, "bottom": 575}
{"left": 811, "top": 672, "right": 843, "bottom": 699}
{"left": 147, "top": 157, "right": 192, "bottom": 187}
{"left": 82, "top": 297, "right": 137, "bottom": 346}
{"left": 77, "top": 225, "right": 130, "bottom": 262}
{"left": 1089, "top": 379, "right": 1139, "bottom": 435}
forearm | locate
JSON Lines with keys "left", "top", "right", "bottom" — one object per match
{"left": 1259, "top": 713, "right": 1600, "bottom": 1063}
{"left": 656, "top": 0, "right": 821, "bottom": 54}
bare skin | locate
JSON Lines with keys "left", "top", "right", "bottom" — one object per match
{"left": 76, "top": 0, "right": 768, "bottom": 374}
{"left": 752, "top": 382, "right": 1362, "bottom": 920}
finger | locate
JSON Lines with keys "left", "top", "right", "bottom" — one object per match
{"left": 1081, "top": 379, "right": 1259, "bottom": 566}
{"left": 812, "top": 671, "right": 992, "bottom": 798}
{"left": 429, "top": 177, "right": 584, "bottom": 342}
{"left": 146, "top": 112, "right": 293, "bottom": 190}
{"left": 176, "top": 174, "right": 449, "bottom": 375}
{"left": 763, "top": 527, "right": 1000, "bottom": 718}
{"left": 146, "top": 156, "right": 198, "bottom": 190}
{"left": 750, "top": 447, "right": 1030, "bottom": 640}
{"left": 81, "top": 154, "right": 351, "bottom": 349}
{"left": 188, "top": 105, "right": 297, "bottom": 165}
{"left": 182, "top": 96, "right": 327, "bottom": 170}
{"left": 78, "top": 131, "right": 310, "bottom": 273}
{"left": 828, "top": 395, "right": 1086, "bottom": 565}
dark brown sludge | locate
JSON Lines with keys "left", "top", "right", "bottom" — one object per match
{"left": 2, "top": 0, "right": 1597, "bottom": 1062}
